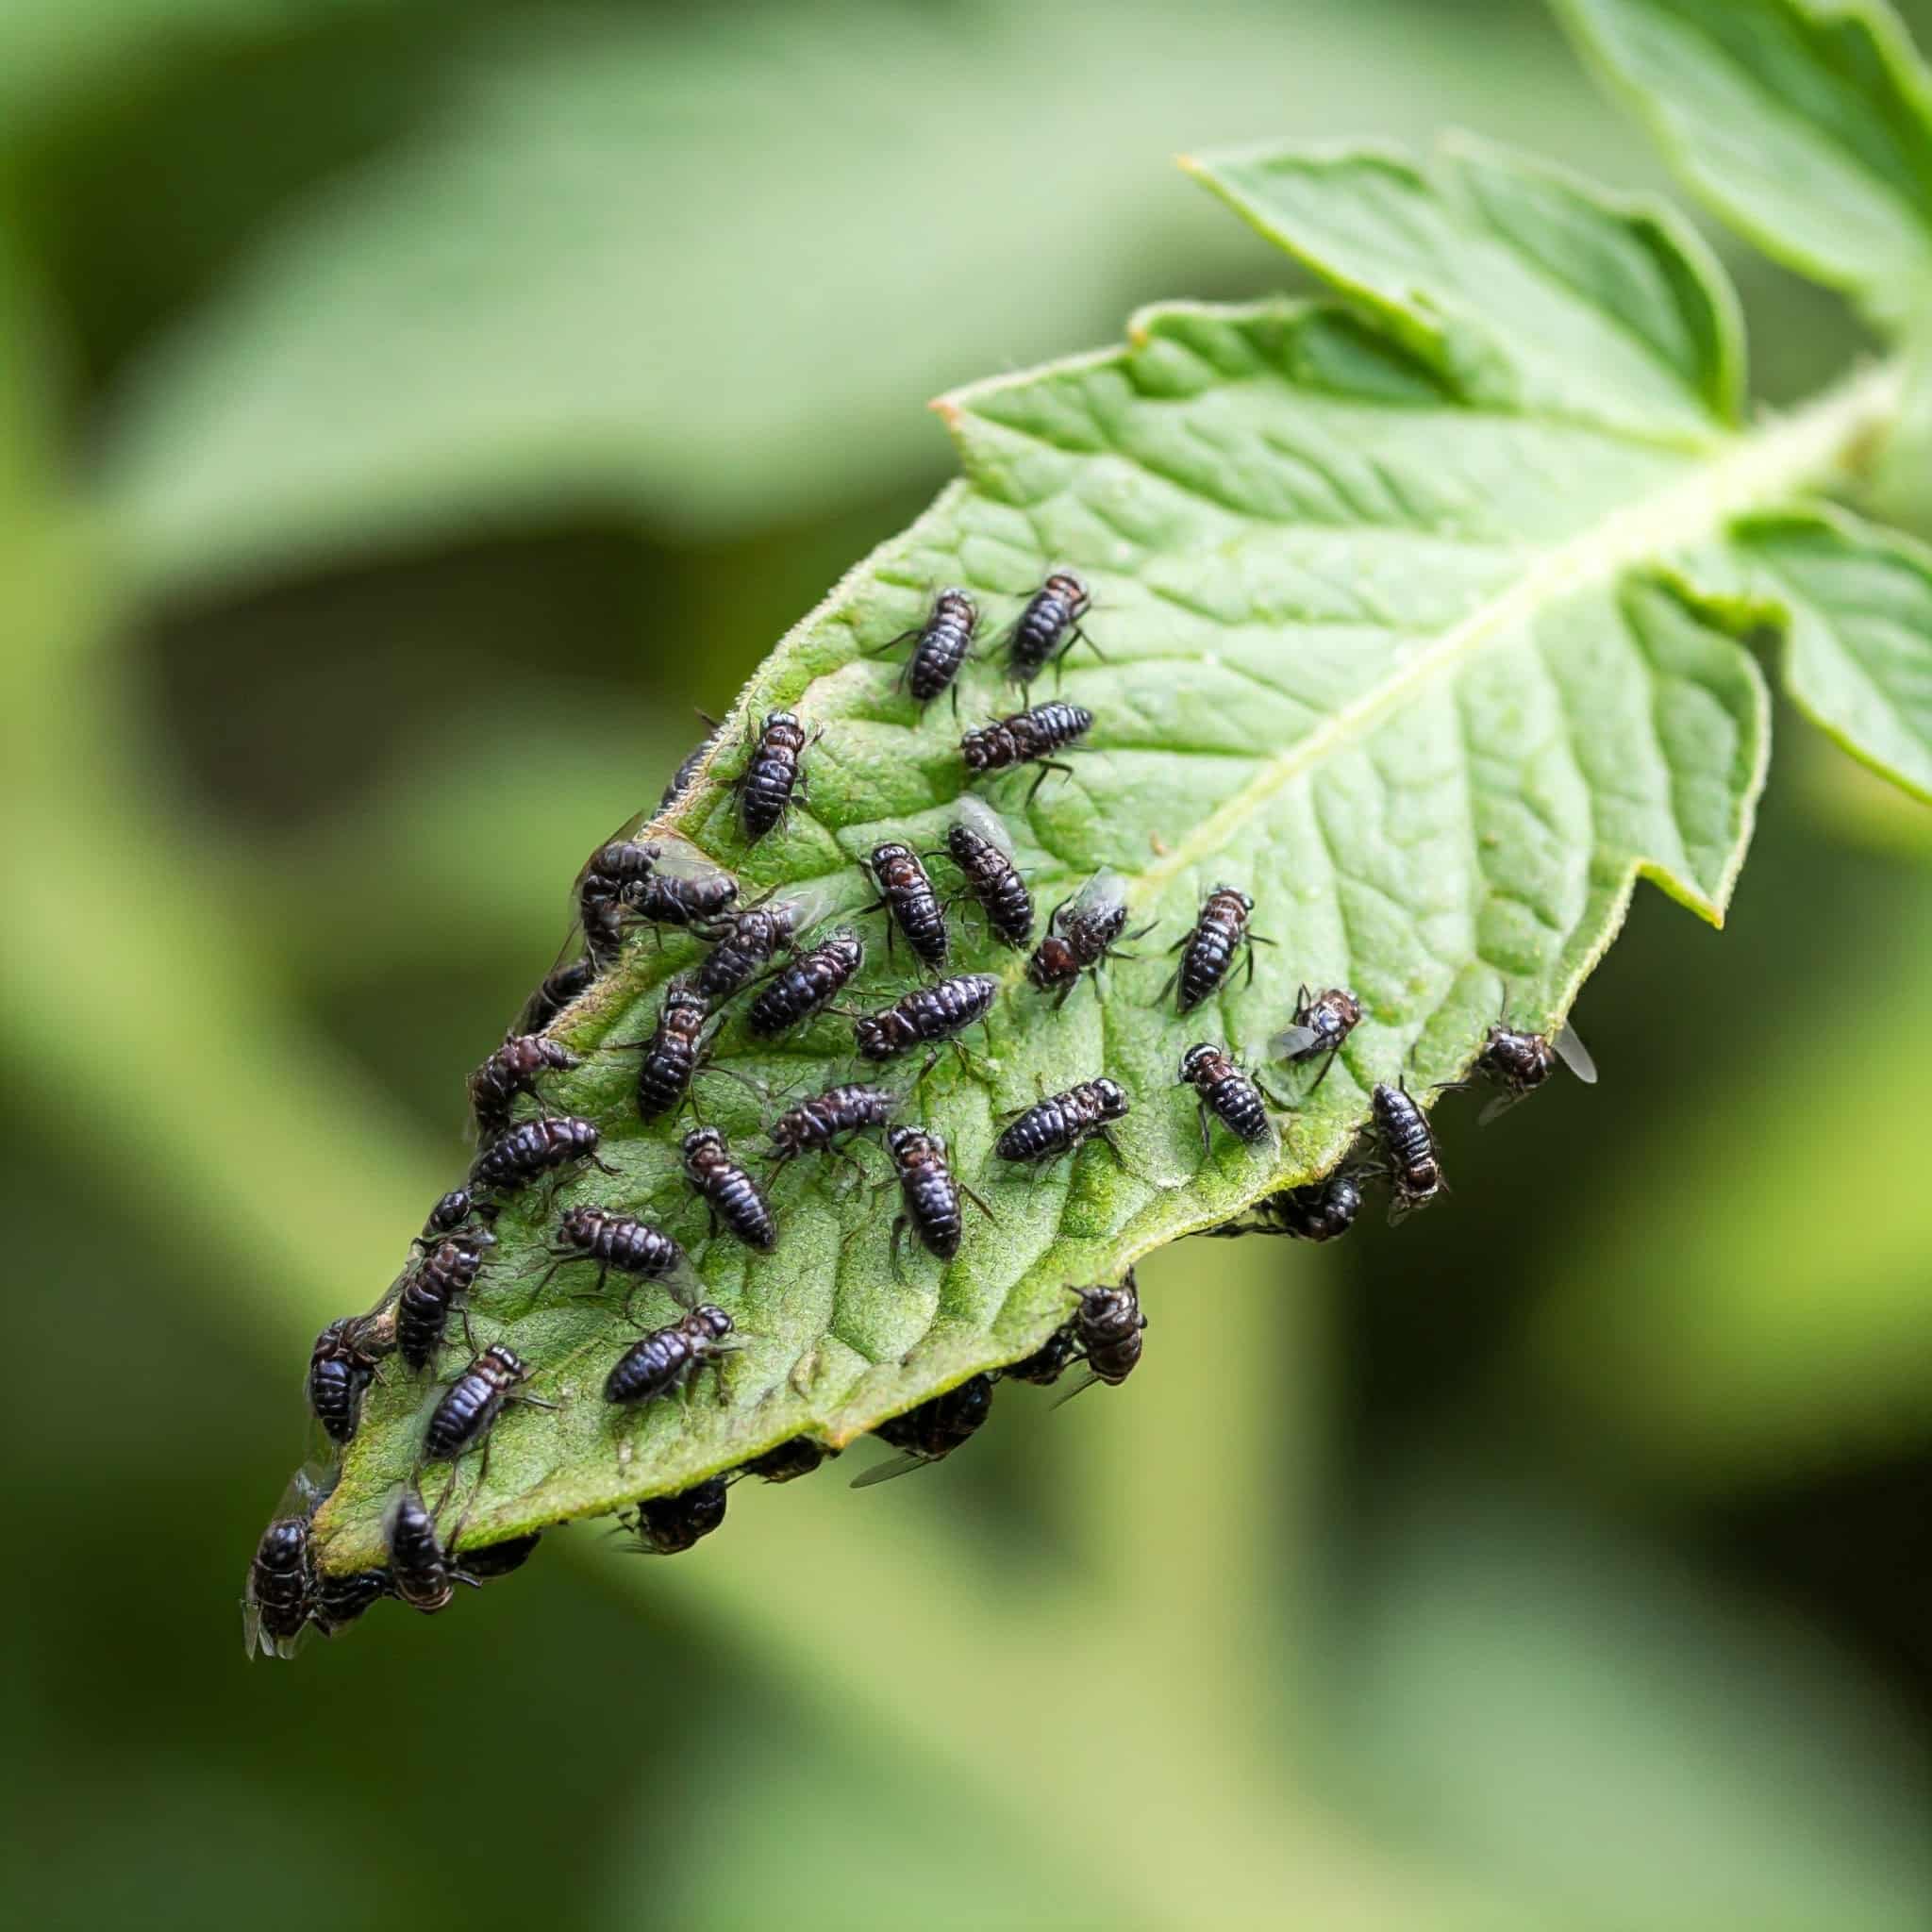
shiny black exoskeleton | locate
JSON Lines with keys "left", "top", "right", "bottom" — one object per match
{"left": 518, "top": 958, "right": 596, "bottom": 1034}
{"left": 864, "top": 842, "right": 948, "bottom": 967}
{"left": 312, "top": 1565, "right": 391, "bottom": 1636}
{"left": 1026, "top": 874, "right": 1138, "bottom": 1005}
{"left": 1480, "top": 1025, "right": 1558, "bottom": 1094}
{"left": 626, "top": 983, "right": 713, "bottom": 1120}
{"left": 872, "top": 587, "right": 978, "bottom": 705}
{"left": 888, "top": 1124, "right": 982, "bottom": 1267}
{"left": 995, "top": 1077, "right": 1130, "bottom": 1167}
{"left": 747, "top": 928, "right": 863, "bottom": 1037}
{"left": 577, "top": 840, "right": 661, "bottom": 968}
{"left": 1179, "top": 1042, "right": 1272, "bottom": 1149}
{"left": 960, "top": 701, "right": 1092, "bottom": 801}
{"left": 1006, "top": 570, "right": 1092, "bottom": 682}
{"left": 874, "top": 1376, "right": 993, "bottom": 1463}
{"left": 696, "top": 899, "right": 805, "bottom": 1002}
{"left": 853, "top": 973, "right": 1000, "bottom": 1061}
{"left": 628, "top": 869, "right": 741, "bottom": 933}
{"left": 468, "top": 1115, "right": 607, "bottom": 1196}
{"left": 1279, "top": 984, "right": 1362, "bottom": 1091}
{"left": 660, "top": 725, "right": 719, "bottom": 812}
{"left": 548, "top": 1205, "right": 687, "bottom": 1307}
{"left": 1371, "top": 1081, "right": 1441, "bottom": 1210}
{"left": 421, "top": 1189, "right": 480, "bottom": 1241}
{"left": 385, "top": 1485, "right": 458, "bottom": 1612}
{"left": 767, "top": 1082, "right": 898, "bottom": 1168}
{"left": 623, "top": 1478, "right": 729, "bottom": 1555}
{"left": 468, "top": 1033, "right": 580, "bottom": 1139}
{"left": 307, "top": 1317, "right": 380, "bottom": 1445}
{"left": 741, "top": 1436, "right": 835, "bottom": 1483}
{"left": 424, "top": 1343, "right": 531, "bottom": 1462}
{"left": 682, "top": 1126, "right": 776, "bottom": 1251}
{"left": 946, "top": 801, "right": 1033, "bottom": 947}
{"left": 1228, "top": 1174, "right": 1363, "bottom": 1242}
{"left": 1170, "top": 887, "right": 1257, "bottom": 1014}
{"left": 244, "top": 1515, "right": 312, "bottom": 1657}
{"left": 397, "top": 1234, "right": 493, "bottom": 1371}
{"left": 1002, "top": 1326, "right": 1080, "bottom": 1386}
{"left": 604, "top": 1304, "right": 735, "bottom": 1407}
{"left": 461, "top": 1531, "right": 542, "bottom": 1579}
{"left": 1073, "top": 1276, "right": 1144, "bottom": 1386}
{"left": 738, "top": 709, "right": 814, "bottom": 841}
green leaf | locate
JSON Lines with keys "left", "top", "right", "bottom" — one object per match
{"left": 1554, "top": 0, "right": 1932, "bottom": 326}
{"left": 314, "top": 138, "right": 1907, "bottom": 1574}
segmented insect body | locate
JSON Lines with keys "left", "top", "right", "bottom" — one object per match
{"left": 397, "top": 1236, "right": 493, "bottom": 1372}
{"left": 1027, "top": 872, "right": 1133, "bottom": 1001}
{"left": 1241, "top": 1174, "right": 1363, "bottom": 1242}
{"left": 1274, "top": 985, "right": 1362, "bottom": 1090}
{"left": 518, "top": 958, "right": 596, "bottom": 1034}
{"left": 468, "top": 1116, "right": 605, "bottom": 1196}
{"left": 424, "top": 1343, "right": 531, "bottom": 1462}
{"left": 628, "top": 869, "right": 741, "bottom": 932}
{"left": 995, "top": 1077, "right": 1130, "bottom": 1166}
{"left": 468, "top": 1034, "right": 580, "bottom": 1139}
{"left": 1007, "top": 571, "right": 1091, "bottom": 682}
{"left": 604, "top": 1305, "right": 735, "bottom": 1407}
{"left": 630, "top": 984, "right": 712, "bottom": 1120}
{"left": 577, "top": 840, "right": 661, "bottom": 968}
{"left": 1173, "top": 887, "right": 1256, "bottom": 1014}
{"left": 741, "top": 1436, "right": 835, "bottom": 1483}
{"left": 767, "top": 1083, "right": 898, "bottom": 1164}
{"left": 461, "top": 1532, "right": 542, "bottom": 1579}
{"left": 312, "top": 1566, "right": 391, "bottom": 1635}
{"left": 1002, "top": 1326, "right": 1079, "bottom": 1386}
{"left": 1073, "top": 1277, "right": 1145, "bottom": 1386}
{"left": 551, "top": 1207, "right": 687, "bottom": 1296}
{"left": 624, "top": 1478, "right": 729, "bottom": 1555}
{"left": 739, "top": 709, "right": 812, "bottom": 841}
{"left": 1481, "top": 1025, "right": 1557, "bottom": 1091}
{"left": 682, "top": 1127, "right": 776, "bottom": 1251}
{"left": 960, "top": 702, "right": 1092, "bottom": 789}
{"left": 244, "top": 1515, "right": 313, "bottom": 1657}
{"left": 747, "top": 929, "right": 863, "bottom": 1037}
{"left": 888, "top": 1125, "right": 966, "bottom": 1261}
{"left": 385, "top": 1486, "right": 457, "bottom": 1612}
{"left": 1371, "top": 1082, "right": 1441, "bottom": 1210}
{"left": 946, "top": 797, "right": 1033, "bottom": 947}
{"left": 1179, "top": 1042, "right": 1272, "bottom": 1147}
{"left": 422, "top": 1190, "right": 478, "bottom": 1241}
{"left": 853, "top": 974, "right": 1000, "bottom": 1061}
{"left": 696, "top": 900, "right": 804, "bottom": 1002}
{"left": 660, "top": 726, "right": 720, "bottom": 811}
{"left": 867, "top": 842, "right": 948, "bottom": 967}
{"left": 877, "top": 587, "right": 977, "bottom": 703}
{"left": 869, "top": 1376, "right": 994, "bottom": 1468}
{"left": 307, "top": 1317, "right": 379, "bottom": 1446}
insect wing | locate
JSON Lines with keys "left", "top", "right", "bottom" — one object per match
{"left": 952, "top": 792, "right": 1018, "bottom": 858}
{"left": 1067, "top": 867, "right": 1126, "bottom": 924}
{"left": 848, "top": 1449, "right": 932, "bottom": 1489}
{"left": 1049, "top": 1369, "right": 1104, "bottom": 1411}
{"left": 1554, "top": 1022, "right": 1599, "bottom": 1085}
{"left": 1269, "top": 1023, "right": 1322, "bottom": 1062}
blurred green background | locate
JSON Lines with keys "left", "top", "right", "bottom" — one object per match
{"left": 6, "top": 1, "right": 1932, "bottom": 1925}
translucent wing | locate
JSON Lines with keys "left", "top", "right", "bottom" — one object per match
{"left": 848, "top": 1450, "right": 931, "bottom": 1489}
{"left": 1049, "top": 1369, "right": 1103, "bottom": 1410}
{"left": 1270, "top": 1023, "right": 1322, "bottom": 1061}
{"left": 1554, "top": 1022, "right": 1599, "bottom": 1085}
{"left": 952, "top": 792, "right": 1018, "bottom": 858}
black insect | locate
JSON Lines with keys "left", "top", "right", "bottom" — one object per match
{"left": 576, "top": 839, "right": 661, "bottom": 968}
{"left": 423, "top": 1343, "right": 537, "bottom": 1463}
{"left": 887, "top": 1124, "right": 988, "bottom": 1269}
{"left": 385, "top": 1485, "right": 460, "bottom": 1613}
{"left": 604, "top": 1303, "right": 736, "bottom": 1408}
{"left": 1371, "top": 1080, "right": 1442, "bottom": 1215}
{"left": 612, "top": 981, "right": 715, "bottom": 1121}
{"left": 746, "top": 928, "right": 863, "bottom": 1037}
{"left": 627, "top": 866, "right": 741, "bottom": 934}
{"left": 738, "top": 708, "right": 817, "bottom": 841}
{"left": 468, "top": 1115, "right": 609, "bottom": 1197}
{"left": 741, "top": 1436, "right": 836, "bottom": 1484}
{"left": 863, "top": 841, "right": 949, "bottom": 967}
{"left": 1071, "top": 1275, "right": 1145, "bottom": 1387}
{"left": 1167, "top": 886, "right": 1269, "bottom": 1014}
{"left": 461, "top": 1531, "right": 542, "bottom": 1579}
{"left": 681, "top": 1126, "right": 777, "bottom": 1252}
{"left": 853, "top": 1375, "right": 995, "bottom": 1487}
{"left": 1001, "top": 1326, "right": 1080, "bottom": 1387}
{"left": 544, "top": 1206, "right": 691, "bottom": 1313}
{"left": 660, "top": 724, "right": 720, "bottom": 812}
{"left": 767, "top": 1082, "right": 898, "bottom": 1173}
{"left": 1220, "top": 1174, "right": 1362, "bottom": 1242}
{"left": 995, "top": 1077, "right": 1130, "bottom": 1170}
{"left": 622, "top": 1478, "right": 729, "bottom": 1555}
{"left": 312, "top": 1565, "right": 391, "bottom": 1636}
{"left": 695, "top": 891, "right": 820, "bottom": 1003}
{"left": 397, "top": 1234, "right": 494, "bottom": 1372}
{"left": 307, "top": 1316, "right": 381, "bottom": 1446}
{"left": 518, "top": 957, "right": 596, "bottom": 1034}
{"left": 1026, "top": 871, "right": 1144, "bottom": 1005}
{"left": 468, "top": 1033, "right": 580, "bottom": 1139}
{"left": 960, "top": 701, "right": 1092, "bottom": 802}
{"left": 944, "top": 795, "right": 1033, "bottom": 947}
{"left": 420, "top": 1189, "right": 482, "bottom": 1241}
{"left": 1179, "top": 1042, "right": 1273, "bottom": 1150}
{"left": 868, "top": 586, "right": 978, "bottom": 706}
{"left": 243, "top": 1514, "right": 313, "bottom": 1658}
{"left": 1273, "top": 984, "right": 1362, "bottom": 1091}
{"left": 1005, "top": 570, "right": 1096, "bottom": 683}
{"left": 1476, "top": 1020, "right": 1598, "bottom": 1122}
{"left": 853, "top": 973, "right": 1001, "bottom": 1062}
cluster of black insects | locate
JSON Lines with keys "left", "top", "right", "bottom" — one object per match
{"left": 245, "top": 571, "right": 1595, "bottom": 1657}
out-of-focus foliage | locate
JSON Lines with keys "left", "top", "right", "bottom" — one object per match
{"left": 6, "top": 2, "right": 1932, "bottom": 1927}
